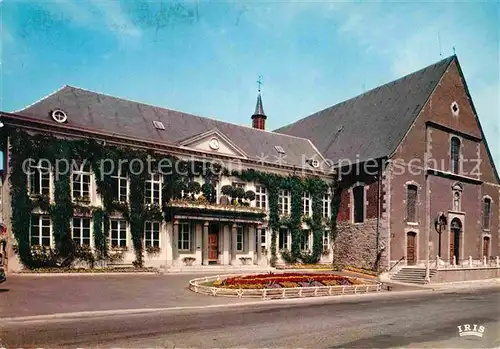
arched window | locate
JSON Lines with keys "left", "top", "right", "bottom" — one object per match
{"left": 483, "top": 197, "right": 491, "bottom": 230}
{"left": 450, "top": 137, "right": 461, "bottom": 174}
{"left": 406, "top": 184, "right": 418, "bottom": 223}
{"left": 353, "top": 185, "right": 365, "bottom": 223}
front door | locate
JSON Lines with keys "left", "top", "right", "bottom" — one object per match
{"left": 483, "top": 237, "right": 490, "bottom": 259}
{"left": 450, "top": 218, "right": 462, "bottom": 264}
{"left": 208, "top": 233, "right": 218, "bottom": 262}
{"left": 406, "top": 232, "right": 416, "bottom": 265}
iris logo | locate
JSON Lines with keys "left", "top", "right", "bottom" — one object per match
{"left": 457, "top": 324, "right": 485, "bottom": 338}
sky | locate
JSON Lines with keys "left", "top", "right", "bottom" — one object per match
{"left": 1, "top": 0, "right": 499, "bottom": 169}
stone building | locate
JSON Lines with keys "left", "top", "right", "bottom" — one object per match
{"left": 0, "top": 54, "right": 497, "bottom": 272}
{"left": 277, "top": 55, "right": 499, "bottom": 270}
{"left": 0, "top": 87, "right": 333, "bottom": 272}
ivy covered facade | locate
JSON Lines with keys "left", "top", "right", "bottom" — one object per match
{"left": 0, "top": 87, "right": 335, "bottom": 272}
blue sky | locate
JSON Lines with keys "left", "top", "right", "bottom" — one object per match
{"left": 1, "top": 0, "right": 499, "bottom": 168}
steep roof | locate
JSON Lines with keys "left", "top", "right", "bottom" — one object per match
{"left": 14, "top": 86, "right": 323, "bottom": 168}
{"left": 275, "top": 56, "right": 455, "bottom": 164}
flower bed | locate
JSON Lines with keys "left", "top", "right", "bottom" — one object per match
{"left": 18, "top": 267, "right": 160, "bottom": 274}
{"left": 189, "top": 273, "right": 382, "bottom": 299}
{"left": 276, "top": 264, "right": 333, "bottom": 270}
{"left": 212, "top": 272, "right": 364, "bottom": 289}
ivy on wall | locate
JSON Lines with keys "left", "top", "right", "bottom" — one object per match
{"left": 6, "top": 127, "right": 335, "bottom": 269}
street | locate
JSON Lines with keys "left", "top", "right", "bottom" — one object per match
{"left": 1, "top": 285, "right": 499, "bottom": 348}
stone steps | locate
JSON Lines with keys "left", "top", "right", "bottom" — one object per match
{"left": 390, "top": 267, "right": 437, "bottom": 284}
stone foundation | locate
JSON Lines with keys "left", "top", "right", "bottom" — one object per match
{"left": 334, "top": 218, "right": 381, "bottom": 270}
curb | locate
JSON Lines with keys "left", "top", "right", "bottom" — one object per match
{"left": 10, "top": 272, "right": 161, "bottom": 276}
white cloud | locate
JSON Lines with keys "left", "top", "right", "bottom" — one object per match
{"left": 48, "top": 0, "right": 141, "bottom": 38}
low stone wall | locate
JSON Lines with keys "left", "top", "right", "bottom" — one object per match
{"left": 432, "top": 268, "right": 500, "bottom": 283}
{"left": 189, "top": 274, "right": 382, "bottom": 300}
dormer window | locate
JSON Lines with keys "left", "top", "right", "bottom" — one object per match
{"left": 152, "top": 120, "right": 165, "bottom": 130}
{"left": 274, "top": 145, "right": 285, "bottom": 154}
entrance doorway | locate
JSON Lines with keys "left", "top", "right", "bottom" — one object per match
{"left": 406, "top": 232, "right": 417, "bottom": 265}
{"left": 449, "top": 218, "right": 462, "bottom": 264}
{"left": 483, "top": 236, "right": 490, "bottom": 260}
{"left": 208, "top": 223, "right": 219, "bottom": 264}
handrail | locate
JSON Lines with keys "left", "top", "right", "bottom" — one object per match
{"left": 388, "top": 256, "right": 405, "bottom": 272}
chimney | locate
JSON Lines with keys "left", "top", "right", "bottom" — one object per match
{"left": 251, "top": 93, "right": 267, "bottom": 130}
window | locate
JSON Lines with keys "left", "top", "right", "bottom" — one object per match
{"left": 302, "top": 192, "right": 311, "bottom": 217}
{"left": 406, "top": 185, "right": 418, "bottom": 223}
{"left": 110, "top": 165, "right": 128, "bottom": 203}
{"left": 323, "top": 230, "right": 330, "bottom": 250}
{"left": 145, "top": 173, "right": 161, "bottom": 205}
{"left": 110, "top": 219, "right": 127, "bottom": 248}
{"left": 72, "top": 162, "right": 91, "bottom": 201}
{"left": 236, "top": 225, "right": 245, "bottom": 252}
{"left": 28, "top": 161, "right": 50, "bottom": 196}
{"left": 72, "top": 217, "right": 91, "bottom": 246}
{"left": 274, "top": 145, "right": 285, "bottom": 154}
{"left": 483, "top": 198, "right": 491, "bottom": 230}
{"left": 260, "top": 229, "right": 266, "bottom": 245}
{"left": 322, "top": 192, "right": 331, "bottom": 218}
{"left": 300, "top": 230, "right": 311, "bottom": 252}
{"left": 152, "top": 120, "right": 165, "bottom": 130}
{"left": 353, "top": 185, "right": 365, "bottom": 223}
{"left": 30, "top": 215, "right": 51, "bottom": 246}
{"left": 451, "top": 137, "right": 461, "bottom": 174}
{"left": 232, "top": 182, "right": 245, "bottom": 189}
{"left": 144, "top": 221, "right": 160, "bottom": 248}
{"left": 178, "top": 222, "right": 192, "bottom": 251}
{"left": 278, "top": 228, "right": 289, "bottom": 250}
{"left": 278, "top": 189, "right": 291, "bottom": 215}
{"left": 255, "top": 186, "right": 267, "bottom": 209}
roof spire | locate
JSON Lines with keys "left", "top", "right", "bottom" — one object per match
{"left": 252, "top": 75, "right": 267, "bottom": 130}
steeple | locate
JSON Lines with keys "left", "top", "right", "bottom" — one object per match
{"left": 251, "top": 76, "right": 267, "bottom": 130}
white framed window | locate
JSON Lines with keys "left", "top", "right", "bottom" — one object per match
{"left": 255, "top": 185, "right": 267, "bottom": 209}
{"left": 144, "top": 221, "right": 160, "bottom": 248}
{"left": 178, "top": 221, "right": 192, "bottom": 251}
{"left": 236, "top": 225, "right": 245, "bottom": 252}
{"left": 300, "top": 229, "right": 311, "bottom": 252}
{"left": 323, "top": 230, "right": 330, "bottom": 250}
{"left": 232, "top": 182, "right": 245, "bottom": 189}
{"left": 30, "top": 215, "right": 51, "bottom": 246}
{"left": 72, "top": 162, "right": 91, "bottom": 201}
{"left": 278, "top": 189, "right": 291, "bottom": 216}
{"left": 322, "top": 192, "right": 331, "bottom": 218}
{"left": 302, "top": 192, "right": 311, "bottom": 217}
{"left": 145, "top": 173, "right": 161, "bottom": 205}
{"left": 110, "top": 219, "right": 127, "bottom": 248}
{"left": 28, "top": 161, "right": 50, "bottom": 196}
{"left": 278, "top": 228, "right": 289, "bottom": 250}
{"left": 72, "top": 217, "right": 91, "bottom": 246}
{"left": 352, "top": 185, "right": 365, "bottom": 223}
{"left": 111, "top": 166, "right": 128, "bottom": 203}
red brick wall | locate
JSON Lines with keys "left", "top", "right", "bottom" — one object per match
{"left": 388, "top": 59, "right": 499, "bottom": 264}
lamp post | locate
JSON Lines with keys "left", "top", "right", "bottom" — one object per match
{"left": 427, "top": 213, "right": 447, "bottom": 281}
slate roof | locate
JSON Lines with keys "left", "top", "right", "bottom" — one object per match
{"left": 14, "top": 86, "right": 324, "bottom": 168}
{"left": 275, "top": 56, "right": 456, "bottom": 164}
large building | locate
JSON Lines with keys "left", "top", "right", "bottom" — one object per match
{"left": 277, "top": 55, "right": 499, "bottom": 270}
{"left": 0, "top": 54, "right": 498, "bottom": 272}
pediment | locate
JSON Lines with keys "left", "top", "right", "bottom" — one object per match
{"left": 178, "top": 128, "right": 248, "bottom": 158}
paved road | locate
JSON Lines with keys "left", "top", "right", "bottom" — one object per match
{"left": 2, "top": 287, "right": 499, "bottom": 348}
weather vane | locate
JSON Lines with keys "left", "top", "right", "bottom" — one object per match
{"left": 257, "top": 75, "right": 263, "bottom": 92}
